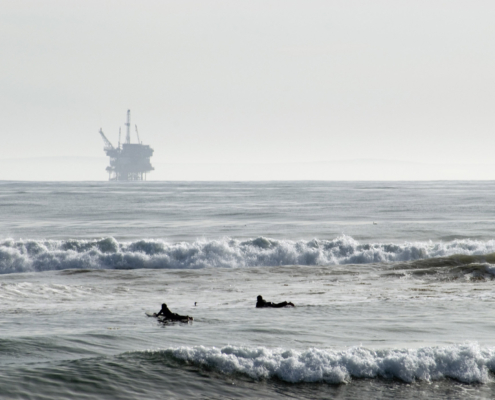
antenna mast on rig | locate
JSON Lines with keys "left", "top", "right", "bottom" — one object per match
{"left": 125, "top": 109, "right": 131, "bottom": 144}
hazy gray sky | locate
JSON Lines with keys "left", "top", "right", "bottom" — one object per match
{"left": 2, "top": 0, "right": 495, "bottom": 180}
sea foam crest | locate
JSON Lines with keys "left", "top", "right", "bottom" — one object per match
{"left": 1, "top": 236, "right": 495, "bottom": 274}
{"left": 161, "top": 343, "right": 495, "bottom": 384}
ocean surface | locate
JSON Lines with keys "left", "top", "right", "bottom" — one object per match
{"left": 2, "top": 181, "right": 495, "bottom": 399}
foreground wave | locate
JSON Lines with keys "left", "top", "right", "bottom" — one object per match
{"left": 1, "top": 236, "right": 495, "bottom": 274}
{"left": 156, "top": 343, "right": 495, "bottom": 384}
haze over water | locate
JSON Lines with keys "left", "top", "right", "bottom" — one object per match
{"left": 2, "top": 181, "right": 495, "bottom": 399}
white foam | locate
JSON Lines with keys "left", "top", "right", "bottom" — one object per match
{"left": 162, "top": 343, "right": 495, "bottom": 384}
{"left": 1, "top": 236, "right": 495, "bottom": 274}
{"left": 0, "top": 281, "right": 95, "bottom": 302}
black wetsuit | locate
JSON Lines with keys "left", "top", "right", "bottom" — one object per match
{"left": 256, "top": 299, "right": 290, "bottom": 308}
{"left": 156, "top": 305, "right": 189, "bottom": 321}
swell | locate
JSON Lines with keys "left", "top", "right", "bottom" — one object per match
{"left": 2, "top": 343, "right": 494, "bottom": 393}
{"left": 1, "top": 236, "right": 495, "bottom": 274}
{"left": 389, "top": 254, "right": 495, "bottom": 281}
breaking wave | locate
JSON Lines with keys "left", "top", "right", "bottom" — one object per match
{"left": 154, "top": 343, "right": 495, "bottom": 384}
{"left": 1, "top": 236, "right": 495, "bottom": 274}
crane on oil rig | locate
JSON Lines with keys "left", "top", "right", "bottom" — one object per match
{"left": 99, "top": 129, "right": 115, "bottom": 151}
{"left": 98, "top": 110, "right": 154, "bottom": 181}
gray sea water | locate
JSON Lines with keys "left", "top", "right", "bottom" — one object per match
{"left": 2, "top": 181, "right": 495, "bottom": 399}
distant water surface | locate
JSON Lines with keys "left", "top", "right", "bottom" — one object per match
{"left": 1, "top": 181, "right": 495, "bottom": 399}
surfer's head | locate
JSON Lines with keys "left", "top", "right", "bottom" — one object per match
{"left": 257, "top": 295, "right": 262, "bottom": 301}
{"left": 161, "top": 303, "right": 167, "bottom": 309}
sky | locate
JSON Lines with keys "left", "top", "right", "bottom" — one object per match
{"left": 1, "top": 0, "right": 495, "bottom": 180}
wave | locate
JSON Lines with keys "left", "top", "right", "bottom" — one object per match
{"left": 156, "top": 343, "right": 495, "bottom": 384}
{"left": 1, "top": 236, "right": 495, "bottom": 274}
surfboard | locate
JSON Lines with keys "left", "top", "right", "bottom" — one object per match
{"left": 145, "top": 311, "right": 193, "bottom": 322}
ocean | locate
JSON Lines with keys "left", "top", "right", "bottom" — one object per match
{"left": 1, "top": 181, "right": 495, "bottom": 399}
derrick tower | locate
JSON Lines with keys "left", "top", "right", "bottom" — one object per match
{"left": 99, "top": 110, "right": 154, "bottom": 181}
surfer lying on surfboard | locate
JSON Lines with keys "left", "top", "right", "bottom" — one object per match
{"left": 155, "top": 303, "right": 193, "bottom": 321}
{"left": 256, "top": 295, "right": 294, "bottom": 308}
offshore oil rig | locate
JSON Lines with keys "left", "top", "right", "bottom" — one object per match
{"left": 99, "top": 110, "right": 154, "bottom": 181}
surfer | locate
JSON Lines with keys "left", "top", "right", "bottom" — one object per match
{"left": 256, "top": 295, "right": 294, "bottom": 308}
{"left": 156, "top": 303, "right": 192, "bottom": 321}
